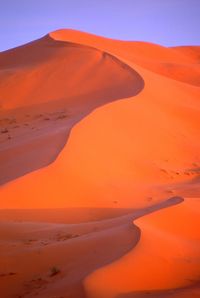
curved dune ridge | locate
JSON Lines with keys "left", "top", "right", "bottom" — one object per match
{"left": 0, "top": 29, "right": 200, "bottom": 298}
{"left": 0, "top": 197, "right": 184, "bottom": 298}
{"left": 0, "top": 35, "right": 144, "bottom": 185}
{"left": 50, "top": 29, "right": 200, "bottom": 86}
{"left": 84, "top": 198, "right": 200, "bottom": 298}
{"left": 0, "top": 30, "right": 200, "bottom": 208}
{"left": 0, "top": 35, "right": 142, "bottom": 110}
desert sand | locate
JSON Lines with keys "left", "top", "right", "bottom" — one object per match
{"left": 0, "top": 29, "right": 200, "bottom": 298}
{"left": 84, "top": 198, "right": 200, "bottom": 298}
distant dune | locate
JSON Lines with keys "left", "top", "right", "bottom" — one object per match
{"left": 0, "top": 29, "right": 200, "bottom": 298}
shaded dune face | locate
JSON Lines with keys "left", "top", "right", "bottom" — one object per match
{"left": 0, "top": 30, "right": 200, "bottom": 209}
{"left": 84, "top": 198, "right": 200, "bottom": 298}
{"left": 0, "top": 35, "right": 144, "bottom": 185}
{"left": 1, "top": 60, "right": 199, "bottom": 209}
{"left": 0, "top": 29, "right": 200, "bottom": 298}
{"left": 0, "top": 35, "right": 143, "bottom": 110}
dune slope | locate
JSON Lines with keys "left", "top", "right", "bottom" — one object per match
{"left": 0, "top": 35, "right": 142, "bottom": 110}
{"left": 51, "top": 29, "right": 200, "bottom": 86}
{"left": 0, "top": 29, "right": 200, "bottom": 298}
{"left": 84, "top": 198, "right": 200, "bottom": 298}
{"left": 0, "top": 198, "right": 182, "bottom": 298}
{"left": 0, "top": 37, "right": 200, "bottom": 208}
{"left": 0, "top": 36, "right": 143, "bottom": 184}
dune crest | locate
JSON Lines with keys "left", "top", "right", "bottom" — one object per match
{"left": 0, "top": 36, "right": 141, "bottom": 110}
{"left": 50, "top": 29, "right": 200, "bottom": 86}
{"left": 0, "top": 30, "right": 200, "bottom": 209}
{"left": 0, "top": 36, "right": 143, "bottom": 185}
{"left": 0, "top": 28, "right": 200, "bottom": 298}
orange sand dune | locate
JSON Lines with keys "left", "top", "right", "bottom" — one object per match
{"left": 0, "top": 211, "right": 138, "bottom": 298}
{"left": 0, "top": 197, "right": 181, "bottom": 298}
{"left": 0, "top": 29, "right": 200, "bottom": 298}
{"left": 84, "top": 198, "right": 200, "bottom": 298}
{"left": 172, "top": 45, "right": 200, "bottom": 62}
{"left": 0, "top": 34, "right": 143, "bottom": 184}
{"left": 0, "top": 35, "right": 140, "bottom": 110}
{"left": 51, "top": 29, "right": 200, "bottom": 86}
{"left": 0, "top": 42, "right": 200, "bottom": 208}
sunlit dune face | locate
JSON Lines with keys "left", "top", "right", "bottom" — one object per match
{"left": 0, "top": 34, "right": 144, "bottom": 188}
{"left": 0, "top": 37, "right": 200, "bottom": 208}
{"left": 0, "top": 28, "right": 200, "bottom": 298}
{"left": 84, "top": 199, "right": 200, "bottom": 298}
{"left": 50, "top": 29, "right": 200, "bottom": 86}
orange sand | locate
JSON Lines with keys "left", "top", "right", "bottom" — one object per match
{"left": 84, "top": 198, "right": 200, "bottom": 297}
{"left": 0, "top": 29, "right": 200, "bottom": 298}
{"left": 0, "top": 30, "right": 200, "bottom": 208}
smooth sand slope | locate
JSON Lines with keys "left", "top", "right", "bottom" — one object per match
{"left": 0, "top": 30, "right": 200, "bottom": 208}
{"left": 0, "top": 35, "right": 141, "bottom": 110}
{"left": 84, "top": 198, "right": 200, "bottom": 298}
{"left": 0, "top": 29, "right": 200, "bottom": 298}
{"left": 0, "top": 198, "right": 182, "bottom": 298}
{"left": 51, "top": 30, "right": 200, "bottom": 87}
{"left": 0, "top": 210, "right": 139, "bottom": 298}
{"left": 0, "top": 35, "right": 143, "bottom": 184}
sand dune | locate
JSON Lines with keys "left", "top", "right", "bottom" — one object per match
{"left": 51, "top": 29, "right": 200, "bottom": 86}
{"left": 0, "top": 31, "right": 200, "bottom": 208}
{"left": 0, "top": 35, "right": 141, "bottom": 110}
{"left": 0, "top": 198, "right": 182, "bottom": 298}
{"left": 84, "top": 198, "right": 200, "bottom": 298}
{"left": 0, "top": 36, "right": 143, "bottom": 184}
{"left": 0, "top": 29, "right": 200, "bottom": 298}
{"left": 172, "top": 45, "right": 200, "bottom": 62}
{"left": 0, "top": 34, "right": 200, "bottom": 208}
{"left": 0, "top": 211, "right": 138, "bottom": 298}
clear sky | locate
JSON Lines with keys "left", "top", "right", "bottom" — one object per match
{"left": 0, "top": 0, "right": 200, "bottom": 51}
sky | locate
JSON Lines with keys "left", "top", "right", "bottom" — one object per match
{"left": 0, "top": 0, "right": 200, "bottom": 51}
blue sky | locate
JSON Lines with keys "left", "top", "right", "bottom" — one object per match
{"left": 0, "top": 0, "right": 200, "bottom": 51}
